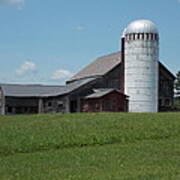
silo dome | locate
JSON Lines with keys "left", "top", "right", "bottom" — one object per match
{"left": 125, "top": 19, "right": 158, "bottom": 35}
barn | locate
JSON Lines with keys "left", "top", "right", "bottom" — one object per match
{"left": 0, "top": 19, "right": 175, "bottom": 114}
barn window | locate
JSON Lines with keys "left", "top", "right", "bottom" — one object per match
{"left": 57, "top": 101, "right": 63, "bottom": 108}
{"left": 48, "top": 102, "right": 52, "bottom": 107}
{"left": 159, "top": 99, "right": 163, "bottom": 106}
{"left": 24, "top": 107, "right": 28, "bottom": 112}
{"left": 58, "top": 104, "right": 63, "bottom": 109}
{"left": 165, "top": 99, "right": 170, "bottom": 106}
{"left": 8, "top": 107, "right": 12, "bottom": 113}
{"left": 95, "top": 103, "right": 99, "bottom": 109}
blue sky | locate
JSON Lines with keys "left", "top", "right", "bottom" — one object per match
{"left": 0, "top": 0, "right": 179, "bottom": 85}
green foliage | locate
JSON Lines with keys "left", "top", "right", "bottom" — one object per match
{"left": 0, "top": 113, "right": 180, "bottom": 179}
{"left": 175, "top": 70, "right": 180, "bottom": 95}
{"left": 174, "top": 97, "right": 180, "bottom": 108}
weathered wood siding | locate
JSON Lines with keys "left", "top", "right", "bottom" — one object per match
{"left": 5, "top": 95, "right": 69, "bottom": 114}
{"left": 5, "top": 97, "right": 39, "bottom": 114}
{"left": 89, "top": 64, "right": 124, "bottom": 91}
{"left": 81, "top": 91, "right": 128, "bottom": 113}
{"left": 42, "top": 96, "right": 69, "bottom": 114}
{"left": 159, "top": 65, "right": 175, "bottom": 111}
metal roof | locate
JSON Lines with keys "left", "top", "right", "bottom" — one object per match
{"left": 125, "top": 19, "right": 159, "bottom": 35}
{"left": 68, "top": 51, "right": 121, "bottom": 82}
{"left": 0, "top": 78, "right": 96, "bottom": 98}
{"left": 85, "top": 89, "right": 124, "bottom": 99}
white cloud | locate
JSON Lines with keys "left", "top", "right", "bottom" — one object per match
{"left": 51, "top": 69, "right": 73, "bottom": 80}
{"left": 76, "top": 25, "right": 86, "bottom": 31}
{"left": 0, "top": 0, "right": 25, "bottom": 8}
{"left": 16, "top": 61, "right": 37, "bottom": 76}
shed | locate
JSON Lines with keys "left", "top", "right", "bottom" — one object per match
{"left": 82, "top": 89, "right": 128, "bottom": 113}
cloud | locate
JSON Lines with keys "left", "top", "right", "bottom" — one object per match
{"left": 51, "top": 69, "right": 73, "bottom": 80}
{"left": 16, "top": 61, "right": 37, "bottom": 76}
{"left": 76, "top": 25, "right": 86, "bottom": 31}
{"left": 0, "top": 0, "right": 25, "bottom": 8}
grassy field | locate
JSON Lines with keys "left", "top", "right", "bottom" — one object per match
{"left": 0, "top": 113, "right": 180, "bottom": 179}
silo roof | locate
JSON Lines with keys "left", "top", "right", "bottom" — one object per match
{"left": 125, "top": 19, "right": 159, "bottom": 34}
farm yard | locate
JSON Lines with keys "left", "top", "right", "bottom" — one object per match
{"left": 0, "top": 113, "right": 180, "bottom": 179}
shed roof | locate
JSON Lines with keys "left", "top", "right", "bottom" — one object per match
{"left": 0, "top": 78, "right": 96, "bottom": 98}
{"left": 68, "top": 51, "right": 122, "bottom": 82}
{"left": 85, "top": 89, "right": 126, "bottom": 99}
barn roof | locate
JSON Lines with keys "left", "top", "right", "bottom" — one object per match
{"left": 68, "top": 51, "right": 122, "bottom": 82}
{"left": 159, "top": 62, "right": 176, "bottom": 80}
{"left": 0, "top": 78, "right": 96, "bottom": 98}
{"left": 85, "top": 89, "right": 126, "bottom": 99}
{"left": 68, "top": 51, "right": 175, "bottom": 83}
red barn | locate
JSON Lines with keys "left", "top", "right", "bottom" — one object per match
{"left": 82, "top": 89, "right": 128, "bottom": 113}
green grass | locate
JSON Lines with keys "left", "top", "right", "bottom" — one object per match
{"left": 174, "top": 97, "right": 180, "bottom": 109}
{"left": 0, "top": 113, "right": 180, "bottom": 179}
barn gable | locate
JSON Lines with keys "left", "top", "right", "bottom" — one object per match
{"left": 68, "top": 52, "right": 122, "bottom": 83}
{"left": 67, "top": 51, "right": 175, "bottom": 86}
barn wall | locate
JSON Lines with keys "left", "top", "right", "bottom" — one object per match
{"left": 159, "top": 66, "right": 175, "bottom": 111}
{"left": 0, "top": 87, "right": 5, "bottom": 115}
{"left": 5, "top": 95, "right": 70, "bottom": 114}
{"left": 42, "top": 96, "right": 69, "bottom": 114}
{"left": 102, "top": 92, "right": 127, "bottom": 112}
{"left": 104, "top": 64, "right": 123, "bottom": 90}
{"left": 5, "top": 97, "right": 39, "bottom": 114}
{"left": 82, "top": 92, "right": 128, "bottom": 113}
{"left": 65, "top": 65, "right": 124, "bottom": 113}
{"left": 90, "top": 64, "right": 123, "bottom": 91}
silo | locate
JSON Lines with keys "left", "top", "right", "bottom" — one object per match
{"left": 124, "top": 20, "right": 159, "bottom": 112}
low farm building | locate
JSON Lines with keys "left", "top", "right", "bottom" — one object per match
{"left": 82, "top": 89, "right": 128, "bottom": 112}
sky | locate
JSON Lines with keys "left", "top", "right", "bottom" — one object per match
{"left": 0, "top": 0, "right": 179, "bottom": 85}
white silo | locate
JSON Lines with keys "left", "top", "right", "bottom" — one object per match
{"left": 124, "top": 20, "right": 159, "bottom": 112}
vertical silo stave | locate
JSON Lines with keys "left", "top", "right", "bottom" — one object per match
{"left": 124, "top": 20, "right": 159, "bottom": 112}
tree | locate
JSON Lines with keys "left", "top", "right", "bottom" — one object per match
{"left": 174, "top": 71, "right": 180, "bottom": 110}
{"left": 175, "top": 71, "right": 180, "bottom": 96}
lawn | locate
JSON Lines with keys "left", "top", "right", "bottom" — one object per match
{"left": 0, "top": 113, "right": 180, "bottom": 179}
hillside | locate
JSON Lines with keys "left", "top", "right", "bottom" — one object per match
{"left": 0, "top": 113, "right": 180, "bottom": 179}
